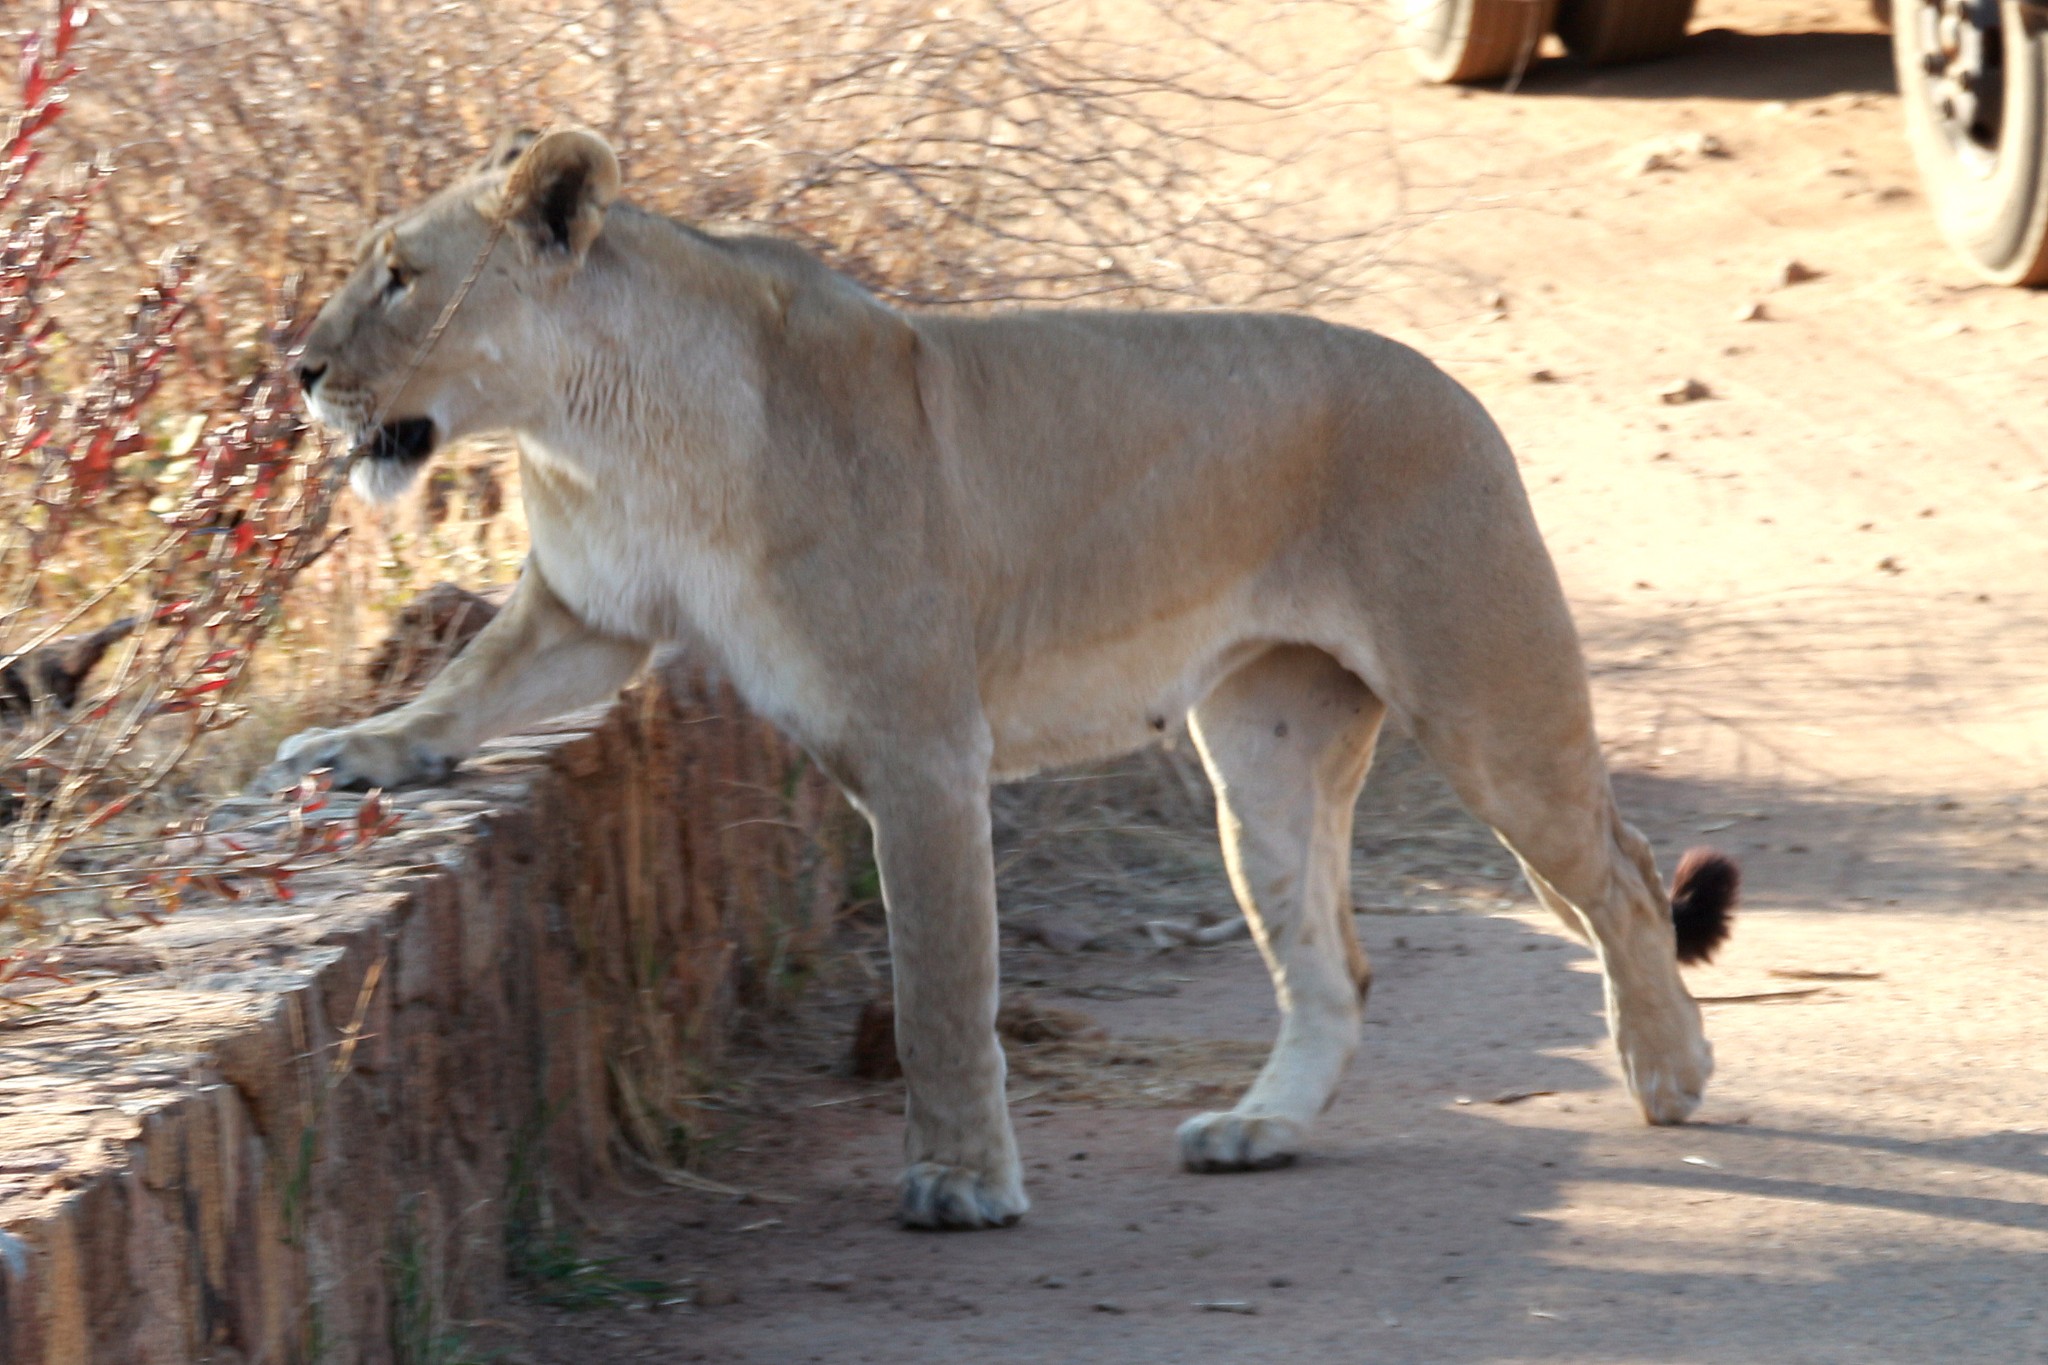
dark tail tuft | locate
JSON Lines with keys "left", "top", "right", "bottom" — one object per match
{"left": 1670, "top": 847, "right": 1739, "bottom": 965}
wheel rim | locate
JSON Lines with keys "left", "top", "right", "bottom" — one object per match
{"left": 1912, "top": 0, "right": 2009, "bottom": 176}
{"left": 1405, "top": 0, "right": 1459, "bottom": 55}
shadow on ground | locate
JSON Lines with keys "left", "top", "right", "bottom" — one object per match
{"left": 1516, "top": 28, "right": 1897, "bottom": 103}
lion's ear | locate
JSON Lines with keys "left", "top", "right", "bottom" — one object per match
{"left": 479, "top": 127, "right": 540, "bottom": 173}
{"left": 495, "top": 127, "right": 620, "bottom": 262}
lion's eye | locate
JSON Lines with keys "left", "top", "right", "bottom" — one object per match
{"left": 380, "top": 262, "right": 414, "bottom": 301}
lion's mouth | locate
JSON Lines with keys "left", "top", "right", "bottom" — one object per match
{"left": 359, "top": 417, "right": 438, "bottom": 465}
{"left": 347, "top": 417, "right": 440, "bottom": 503}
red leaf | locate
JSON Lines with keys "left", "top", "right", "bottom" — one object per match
{"left": 81, "top": 796, "right": 131, "bottom": 829}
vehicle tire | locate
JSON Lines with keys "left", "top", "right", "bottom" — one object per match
{"left": 1554, "top": 0, "right": 1697, "bottom": 64}
{"left": 1404, "top": 0, "right": 1559, "bottom": 84}
{"left": 1893, "top": 0, "right": 2048, "bottom": 284}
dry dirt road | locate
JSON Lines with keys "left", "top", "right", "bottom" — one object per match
{"left": 468, "top": 2, "right": 2047, "bottom": 1360}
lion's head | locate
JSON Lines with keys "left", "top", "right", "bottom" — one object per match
{"left": 296, "top": 127, "right": 621, "bottom": 501}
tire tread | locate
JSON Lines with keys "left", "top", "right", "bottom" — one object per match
{"left": 1555, "top": 0, "right": 1696, "bottom": 65}
{"left": 1409, "top": 0, "right": 1559, "bottom": 84}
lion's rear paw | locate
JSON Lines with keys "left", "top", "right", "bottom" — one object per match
{"left": 1177, "top": 1112, "right": 1305, "bottom": 1173}
{"left": 1628, "top": 1063, "right": 1707, "bottom": 1125}
{"left": 1623, "top": 1034, "right": 1712, "bottom": 1125}
{"left": 898, "top": 1161, "right": 1027, "bottom": 1230}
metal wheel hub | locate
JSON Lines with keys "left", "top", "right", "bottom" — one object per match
{"left": 1918, "top": 0, "right": 2006, "bottom": 165}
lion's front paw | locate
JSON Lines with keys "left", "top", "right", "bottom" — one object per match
{"left": 898, "top": 1161, "right": 1028, "bottom": 1230}
{"left": 255, "top": 724, "right": 455, "bottom": 795}
{"left": 1177, "top": 1112, "right": 1306, "bottom": 1173}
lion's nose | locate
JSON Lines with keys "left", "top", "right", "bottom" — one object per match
{"left": 296, "top": 361, "right": 327, "bottom": 394}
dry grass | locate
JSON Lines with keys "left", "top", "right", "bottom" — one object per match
{"left": 991, "top": 727, "right": 1514, "bottom": 948}
{"left": 992, "top": 738, "right": 1225, "bottom": 927}
{"left": 1008, "top": 1031, "right": 1268, "bottom": 1108}
{"left": 62, "top": 1, "right": 1402, "bottom": 330}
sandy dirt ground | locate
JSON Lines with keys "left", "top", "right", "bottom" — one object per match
{"left": 465, "top": 2, "right": 2047, "bottom": 1360}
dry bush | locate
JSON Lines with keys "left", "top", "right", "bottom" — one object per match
{"left": 0, "top": 5, "right": 402, "bottom": 961}
{"left": 66, "top": 0, "right": 1396, "bottom": 334}
{"left": 0, "top": 1, "right": 1432, "bottom": 955}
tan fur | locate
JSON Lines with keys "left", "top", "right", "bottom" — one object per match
{"left": 268, "top": 129, "right": 1714, "bottom": 1229}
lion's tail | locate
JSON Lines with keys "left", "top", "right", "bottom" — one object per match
{"left": 1669, "top": 847, "right": 1739, "bottom": 966}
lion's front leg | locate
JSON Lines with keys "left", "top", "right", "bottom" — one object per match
{"left": 864, "top": 747, "right": 1026, "bottom": 1230}
{"left": 257, "top": 562, "right": 650, "bottom": 793}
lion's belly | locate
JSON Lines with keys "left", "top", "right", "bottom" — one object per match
{"left": 979, "top": 596, "right": 1271, "bottom": 780}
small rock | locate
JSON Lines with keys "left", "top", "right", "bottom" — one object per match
{"left": 1145, "top": 917, "right": 1198, "bottom": 949}
{"left": 365, "top": 582, "right": 500, "bottom": 691}
{"left": 694, "top": 1280, "right": 739, "bottom": 1308}
{"left": 1776, "top": 259, "right": 1822, "bottom": 286}
{"left": 849, "top": 998, "right": 902, "bottom": 1081}
{"left": 811, "top": 1273, "right": 855, "bottom": 1291}
{"left": 1014, "top": 917, "right": 1095, "bottom": 954}
{"left": 1877, "top": 555, "right": 1904, "bottom": 575}
{"left": 0, "top": 616, "right": 135, "bottom": 723}
{"left": 1658, "top": 377, "right": 1712, "bottom": 404}
{"left": 1196, "top": 1299, "right": 1259, "bottom": 1315}
{"left": 1093, "top": 1301, "right": 1128, "bottom": 1314}
{"left": 1621, "top": 131, "right": 1728, "bottom": 176}
{"left": 997, "top": 992, "right": 1103, "bottom": 1044}
{"left": 1035, "top": 1273, "right": 1070, "bottom": 1289}
{"left": 1734, "top": 301, "right": 1768, "bottom": 322}
{"left": 1530, "top": 368, "right": 1560, "bottom": 383}
{"left": 1268, "top": 1275, "right": 1293, "bottom": 1288}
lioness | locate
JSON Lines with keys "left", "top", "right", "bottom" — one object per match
{"left": 269, "top": 128, "right": 1736, "bottom": 1230}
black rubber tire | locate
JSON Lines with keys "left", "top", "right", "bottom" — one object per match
{"left": 1893, "top": 0, "right": 2048, "bottom": 284}
{"left": 1554, "top": 0, "right": 1697, "bottom": 64}
{"left": 1404, "top": 0, "right": 1559, "bottom": 84}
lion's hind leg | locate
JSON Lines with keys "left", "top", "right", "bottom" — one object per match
{"left": 1416, "top": 715, "right": 1716, "bottom": 1125}
{"left": 1178, "top": 645, "right": 1384, "bottom": 1173}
